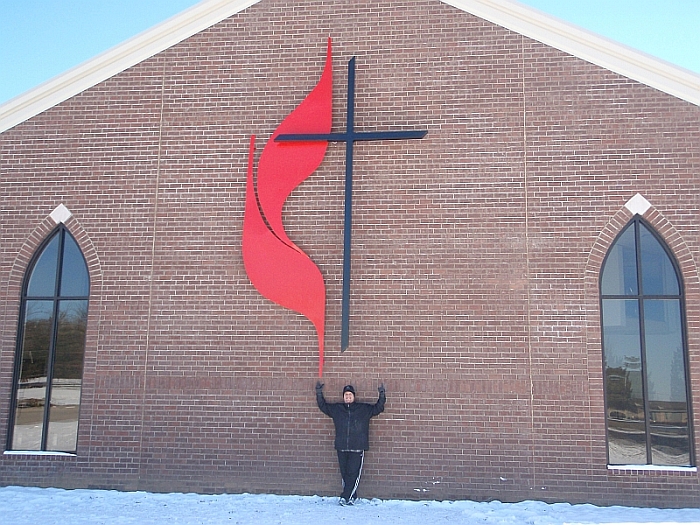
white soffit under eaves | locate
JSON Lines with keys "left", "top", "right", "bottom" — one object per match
{"left": 1, "top": 0, "right": 700, "bottom": 134}
{"left": 0, "top": 0, "right": 261, "bottom": 133}
{"left": 444, "top": 0, "right": 700, "bottom": 106}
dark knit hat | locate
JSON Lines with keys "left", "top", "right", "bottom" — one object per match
{"left": 342, "top": 385, "right": 355, "bottom": 396}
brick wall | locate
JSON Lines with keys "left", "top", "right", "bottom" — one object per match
{"left": 1, "top": 0, "right": 700, "bottom": 507}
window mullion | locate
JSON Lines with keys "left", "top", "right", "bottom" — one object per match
{"left": 40, "top": 299, "right": 61, "bottom": 451}
{"left": 633, "top": 220, "right": 653, "bottom": 465}
{"left": 637, "top": 297, "right": 653, "bottom": 465}
{"left": 41, "top": 228, "right": 65, "bottom": 451}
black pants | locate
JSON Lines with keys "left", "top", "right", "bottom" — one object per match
{"left": 337, "top": 450, "right": 364, "bottom": 500}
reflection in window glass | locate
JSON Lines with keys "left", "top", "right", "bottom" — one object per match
{"left": 602, "top": 299, "right": 646, "bottom": 464}
{"left": 9, "top": 227, "right": 89, "bottom": 453}
{"left": 601, "top": 219, "right": 693, "bottom": 467}
{"left": 12, "top": 300, "right": 53, "bottom": 450}
{"left": 26, "top": 235, "right": 59, "bottom": 297}
{"left": 644, "top": 299, "right": 689, "bottom": 466}
{"left": 60, "top": 234, "right": 90, "bottom": 297}
{"left": 640, "top": 224, "right": 679, "bottom": 296}
{"left": 601, "top": 226, "right": 638, "bottom": 296}
{"left": 47, "top": 300, "right": 88, "bottom": 452}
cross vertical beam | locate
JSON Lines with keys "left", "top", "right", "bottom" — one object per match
{"left": 276, "top": 57, "right": 427, "bottom": 352}
{"left": 341, "top": 58, "right": 356, "bottom": 352}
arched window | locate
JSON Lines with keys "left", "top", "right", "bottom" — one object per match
{"left": 8, "top": 226, "right": 90, "bottom": 453}
{"left": 601, "top": 218, "right": 693, "bottom": 466}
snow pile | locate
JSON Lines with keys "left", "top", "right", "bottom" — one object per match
{"left": 2, "top": 486, "right": 700, "bottom": 525}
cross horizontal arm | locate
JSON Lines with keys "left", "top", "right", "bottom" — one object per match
{"left": 276, "top": 130, "right": 427, "bottom": 143}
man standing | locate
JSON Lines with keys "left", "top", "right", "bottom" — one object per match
{"left": 315, "top": 382, "right": 386, "bottom": 506}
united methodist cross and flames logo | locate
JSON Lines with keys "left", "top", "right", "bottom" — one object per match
{"left": 242, "top": 39, "right": 426, "bottom": 377}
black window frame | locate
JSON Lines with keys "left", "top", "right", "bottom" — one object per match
{"left": 600, "top": 216, "right": 695, "bottom": 467}
{"left": 6, "top": 225, "right": 90, "bottom": 453}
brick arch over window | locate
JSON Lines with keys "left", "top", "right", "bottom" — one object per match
{"left": 583, "top": 201, "right": 700, "bottom": 467}
{"left": 0, "top": 211, "right": 101, "bottom": 453}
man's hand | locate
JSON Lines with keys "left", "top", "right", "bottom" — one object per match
{"left": 316, "top": 381, "right": 324, "bottom": 392}
{"left": 378, "top": 383, "right": 385, "bottom": 395}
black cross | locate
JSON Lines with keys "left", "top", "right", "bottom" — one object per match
{"left": 276, "top": 57, "right": 427, "bottom": 352}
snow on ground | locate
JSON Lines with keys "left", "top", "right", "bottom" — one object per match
{"left": 2, "top": 486, "right": 700, "bottom": 525}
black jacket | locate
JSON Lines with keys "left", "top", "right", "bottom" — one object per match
{"left": 316, "top": 389, "right": 385, "bottom": 451}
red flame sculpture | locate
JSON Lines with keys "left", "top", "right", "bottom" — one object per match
{"left": 242, "top": 39, "right": 332, "bottom": 377}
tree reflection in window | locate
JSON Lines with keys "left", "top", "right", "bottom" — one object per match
{"left": 601, "top": 218, "right": 694, "bottom": 466}
{"left": 8, "top": 226, "right": 89, "bottom": 453}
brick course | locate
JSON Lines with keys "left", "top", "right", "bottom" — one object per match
{"left": 1, "top": 0, "right": 700, "bottom": 507}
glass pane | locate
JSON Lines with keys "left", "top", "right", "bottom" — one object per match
{"left": 608, "top": 419, "right": 648, "bottom": 465}
{"left": 26, "top": 234, "right": 60, "bottom": 297}
{"left": 650, "top": 423, "right": 690, "bottom": 466}
{"left": 639, "top": 224, "right": 680, "bottom": 296}
{"left": 601, "top": 226, "right": 638, "bottom": 295}
{"left": 603, "top": 299, "right": 647, "bottom": 464}
{"left": 11, "top": 300, "right": 53, "bottom": 450}
{"left": 643, "top": 299, "right": 690, "bottom": 465}
{"left": 46, "top": 300, "right": 87, "bottom": 452}
{"left": 59, "top": 233, "right": 89, "bottom": 297}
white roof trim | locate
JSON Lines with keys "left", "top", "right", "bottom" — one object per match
{"left": 0, "top": 0, "right": 261, "bottom": 133}
{"left": 1, "top": 0, "right": 699, "bottom": 133}
{"left": 444, "top": 0, "right": 700, "bottom": 106}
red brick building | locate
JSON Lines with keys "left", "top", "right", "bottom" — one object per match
{"left": 2, "top": 0, "right": 700, "bottom": 507}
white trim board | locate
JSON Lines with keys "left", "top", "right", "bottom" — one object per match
{"left": 444, "top": 0, "right": 700, "bottom": 106}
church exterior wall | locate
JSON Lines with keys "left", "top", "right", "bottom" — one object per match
{"left": 1, "top": 0, "right": 700, "bottom": 507}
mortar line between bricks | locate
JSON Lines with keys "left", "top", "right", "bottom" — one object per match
{"left": 137, "top": 57, "right": 167, "bottom": 485}
{"left": 521, "top": 38, "right": 537, "bottom": 494}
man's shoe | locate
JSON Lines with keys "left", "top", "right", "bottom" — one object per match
{"left": 339, "top": 498, "right": 349, "bottom": 506}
